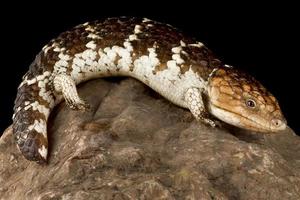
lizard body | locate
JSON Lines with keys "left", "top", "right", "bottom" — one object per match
{"left": 12, "top": 17, "right": 286, "bottom": 163}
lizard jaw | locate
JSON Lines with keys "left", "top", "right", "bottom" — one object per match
{"left": 208, "top": 103, "right": 287, "bottom": 133}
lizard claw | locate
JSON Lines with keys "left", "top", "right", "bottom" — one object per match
{"left": 67, "top": 99, "right": 91, "bottom": 111}
{"left": 199, "top": 117, "right": 222, "bottom": 128}
{"left": 202, "top": 118, "right": 216, "bottom": 127}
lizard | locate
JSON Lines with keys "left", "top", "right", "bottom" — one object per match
{"left": 12, "top": 17, "right": 287, "bottom": 164}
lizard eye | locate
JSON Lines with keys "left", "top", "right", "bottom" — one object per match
{"left": 246, "top": 99, "right": 256, "bottom": 108}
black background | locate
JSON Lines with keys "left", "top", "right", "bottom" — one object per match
{"left": 0, "top": 2, "right": 299, "bottom": 135}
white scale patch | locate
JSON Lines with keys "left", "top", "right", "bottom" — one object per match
{"left": 85, "top": 26, "right": 94, "bottom": 32}
{"left": 180, "top": 40, "right": 186, "bottom": 47}
{"left": 128, "top": 24, "right": 142, "bottom": 41}
{"left": 99, "top": 43, "right": 133, "bottom": 72}
{"left": 170, "top": 40, "right": 188, "bottom": 65}
{"left": 83, "top": 22, "right": 89, "bottom": 26}
{"left": 142, "top": 18, "right": 152, "bottom": 23}
{"left": 208, "top": 68, "right": 219, "bottom": 79}
{"left": 188, "top": 42, "right": 204, "bottom": 48}
{"left": 134, "top": 25, "right": 142, "bottom": 34}
{"left": 71, "top": 43, "right": 101, "bottom": 82}
{"left": 129, "top": 34, "right": 138, "bottom": 41}
{"left": 38, "top": 145, "right": 48, "bottom": 159}
{"left": 224, "top": 64, "right": 233, "bottom": 68}
{"left": 88, "top": 33, "right": 101, "bottom": 39}
{"left": 12, "top": 106, "right": 22, "bottom": 119}
{"left": 19, "top": 71, "right": 51, "bottom": 90}
{"left": 53, "top": 52, "right": 72, "bottom": 74}
{"left": 171, "top": 45, "right": 185, "bottom": 65}
{"left": 86, "top": 40, "right": 97, "bottom": 49}
{"left": 42, "top": 45, "right": 51, "bottom": 54}
{"left": 43, "top": 42, "right": 66, "bottom": 54}
{"left": 133, "top": 47, "right": 160, "bottom": 77}
{"left": 84, "top": 24, "right": 102, "bottom": 39}
{"left": 70, "top": 37, "right": 135, "bottom": 83}
{"left": 24, "top": 101, "right": 50, "bottom": 117}
{"left": 16, "top": 106, "right": 22, "bottom": 112}
{"left": 28, "top": 119, "right": 47, "bottom": 138}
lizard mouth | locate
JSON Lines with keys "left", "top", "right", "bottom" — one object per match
{"left": 209, "top": 103, "right": 286, "bottom": 133}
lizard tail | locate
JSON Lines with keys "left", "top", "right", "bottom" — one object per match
{"left": 12, "top": 71, "right": 55, "bottom": 164}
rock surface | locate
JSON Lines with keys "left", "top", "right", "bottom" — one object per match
{"left": 1, "top": 78, "right": 300, "bottom": 200}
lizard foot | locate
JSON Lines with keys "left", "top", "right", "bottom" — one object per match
{"left": 53, "top": 74, "right": 90, "bottom": 111}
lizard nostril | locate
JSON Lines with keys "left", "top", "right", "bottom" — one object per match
{"left": 272, "top": 119, "right": 283, "bottom": 127}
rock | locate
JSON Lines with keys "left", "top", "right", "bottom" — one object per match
{"left": 1, "top": 78, "right": 300, "bottom": 200}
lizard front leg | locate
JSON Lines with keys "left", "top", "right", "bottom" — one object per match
{"left": 185, "top": 87, "right": 216, "bottom": 127}
{"left": 53, "top": 74, "right": 90, "bottom": 110}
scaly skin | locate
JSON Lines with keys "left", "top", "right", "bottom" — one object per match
{"left": 12, "top": 17, "right": 286, "bottom": 164}
{"left": 208, "top": 67, "right": 286, "bottom": 132}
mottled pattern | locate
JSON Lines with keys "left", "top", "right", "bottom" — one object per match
{"left": 13, "top": 17, "right": 221, "bottom": 163}
{"left": 12, "top": 17, "right": 286, "bottom": 164}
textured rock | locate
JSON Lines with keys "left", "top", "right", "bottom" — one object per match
{"left": 1, "top": 78, "right": 300, "bottom": 200}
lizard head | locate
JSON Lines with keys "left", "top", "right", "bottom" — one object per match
{"left": 207, "top": 66, "right": 286, "bottom": 133}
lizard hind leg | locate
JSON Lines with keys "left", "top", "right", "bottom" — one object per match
{"left": 185, "top": 87, "right": 216, "bottom": 127}
{"left": 53, "top": 74, "right": 90, "bottom": 111}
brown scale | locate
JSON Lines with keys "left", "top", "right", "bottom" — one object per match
{"left": 183, "top": 46, "right": 222, "bottom": 80}
{"left": 210, "top": 67, "right": 282, "bottom": 119}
